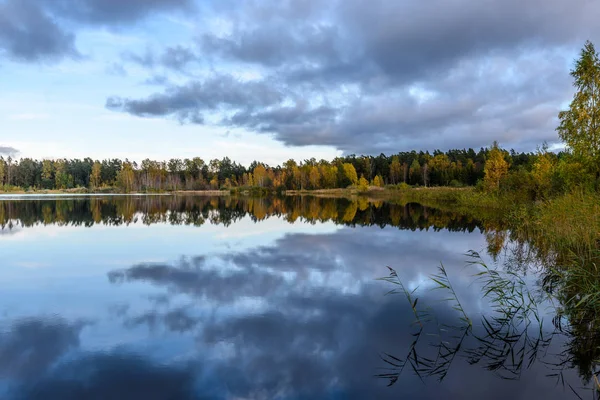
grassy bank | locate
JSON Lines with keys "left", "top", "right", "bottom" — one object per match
{"left": 286, "top": 186, "right": 509, "bottom": 211}
{"left": 285, "top": 185, "right": 600, "bottom": 258}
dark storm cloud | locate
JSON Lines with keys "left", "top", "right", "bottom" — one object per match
{"left": 108, "top": 0, "right": 600, "bottom": 154}
{"left": 0, "top": 146, "right": 19, "bottom": 156}
{"left": 0, "top": 0, "right": 192, "bottom": 62}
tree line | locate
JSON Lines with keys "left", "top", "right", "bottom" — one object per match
{"left": 0, "top": 144, "right": 592, "bottom": 200}
{"left": 0, "top": 147, "right": 559, "bottom": 193}
{"left": 2, "top": 41, "right": 599, "bottom": 199}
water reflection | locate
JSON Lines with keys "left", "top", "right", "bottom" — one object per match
{"left": 0, "top": 196, "right": 595, "bottom": 399}
{"left": 0, "top": 195, "right": 483, "bottom": 232}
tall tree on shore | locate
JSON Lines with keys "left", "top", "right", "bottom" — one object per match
{"left": 409, "top": 159, "right": 421, "bottom": 185}
{"left": 390, "top": 156, "right": 401, "bottom": 184}
{"left": 0, "top": 157, "right": 5, "bottom": 186}
{"left": 90, "top": 162, "right": 102, "bottom": 189}
{"left": 484, "top": 142, "right": 509, "bottom": 192}
{"left": 342, "top": 163, "right": 358, "bottom": 186}
{"left": 557, "top": 41, "right": 600, "bottom": 177}
{"left": 117, "top": 161, "right": 135, "bottom": 192}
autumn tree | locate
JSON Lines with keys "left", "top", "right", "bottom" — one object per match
{"left": 531, "top": 146, "right": 555, "bottom": 198}
{"left": 390, "top": 156, "right": 401, "bottom": 184}
{"left": 483, "top": 142, "right": 509, "bottom": 192}
{"left": 253, "top": 164, "right": 268, "bottom": 187}
{"left": 90, "top": 162, "right": 102, "bottom": 189}
{"left": 309, "top": 166, "right": 321, "bottom": 189}
{"left": 429, "top": 154, "right": 451, "bottom": 185}
{"left": 372, "top": 175, "right": 384, "bottom": 187}
{"left": 320, "top": 164, "right": 337, "bottom": 188}
{"left": 117, "top": 161, "right": 136, "bottom": 192}
{"left": 557, "top": 41, "right": 600, "bottom": 178}
{"left": 342, "top": 163, "right": 358, "bottom": 186}
{"left": 41, "top": 160, "right": 54, "bottom": 189}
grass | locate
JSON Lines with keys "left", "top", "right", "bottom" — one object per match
{"left": 531, "top": 192, "right": 600, "bottom": 252}
{"left": 377, "top": 252, "right": 580, "bottom": 387}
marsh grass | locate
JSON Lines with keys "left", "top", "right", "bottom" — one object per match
{"left": 376, "top": 251, "right": 585, "bottom": 388}
{"left": 533, "top": 192, "right": 600, "bottom": 253}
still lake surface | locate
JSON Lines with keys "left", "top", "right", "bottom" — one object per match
{"left": 0, "top": 195, "right": 594, "bottom": 399}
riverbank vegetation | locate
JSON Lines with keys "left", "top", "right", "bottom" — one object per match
{"left": 1, "top": 42, "right": 599, "bottom": 253}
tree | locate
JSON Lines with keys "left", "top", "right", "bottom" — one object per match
{"left": 40, "top": 160, "right": 54, "bottom": 189}
{"left": 90, "top": 162, "right": 102, "bottom": 189}
{"left": 429, "top": 154, "right": 451, "bottom": 185}
{"left": 0, "top": 157, "right": 4, "bottom": 186}
{"left": 342, "top": 163, "right": 358, "bottom": 186}
{"left": 253, "top": 164, "right": 268, "bottom": 187}
{"left": 531, "top": 145, "right": 555, "bottom": 198}
{"left": 372, "top": 175, "right": 384, "bottom": 187}
{"left": 117, "top": 161, "right": 136, "bottom": 192}
{"left": 357, "top": 176, "right": 369, "bottom": 192}
{"left": 54, "top": 159, "right": 73, "bottom": 189}
{"left": 557, "top": 41, "right": 600, "bottom": 177}
{"left": 483, "top": 142, "right": 509, "bottom": 192}
{"left": 390, "top": 156, "right": 401, "bottom": 184}
{"left": 309, "top": 166, "right": 321, "bottom": 189}
{"left": 409, "top": 159, "right": 421, "bottom": 185}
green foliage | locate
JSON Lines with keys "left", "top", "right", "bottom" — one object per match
{"left": 409, "top": 159, "right": 421, "bottom": 186}
{"left": 499, "top": 168, "right": 537, "bottom": 202}
{"left": 557, "top": 41, "right": 600, "bottom": 177}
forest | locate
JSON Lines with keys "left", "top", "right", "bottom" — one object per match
{"left": 0, "top": 146, "right": 549, "bottom": 193}
{"left": 1, "top": 41, "right": 599, "bottom": 203}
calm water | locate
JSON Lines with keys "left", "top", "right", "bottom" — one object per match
{"left": 0, "top": 196, "right": 594, "bottom": 399}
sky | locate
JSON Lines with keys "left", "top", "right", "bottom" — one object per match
{"left": 0, "top": 0, "right": 598, "bottom": 166}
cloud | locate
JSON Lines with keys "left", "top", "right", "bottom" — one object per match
{"left": 123, "top": 45, "right": 198, "bottom": 72}
{"left": 11, "top": 352, "right": 199, "bottom": 400}
{"left": 103, "top": 226, "right": 587, "bottom": 399}
{"left": 0, "top": 0, "right": 78, "bottom": 62}
{"left": 49, "top": 0, "right": 194, "bottom": 25}
{"left": 106, "top": 75, "right": 284, "bottom": 124}
{"left": 0, "top": 317, "right": 85, "bottom": 380}
{"left": 0, "top": 146, "right": 19, "bottom": 156}
{"left": 108, "top": 0, "right": 600, "bottom": 154}
{"left": 0, "top": 0, "right": 193, "bottom": 63}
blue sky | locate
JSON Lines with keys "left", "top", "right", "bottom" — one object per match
{"left": 1, "top": 0, "right": 598, "bottom": 165}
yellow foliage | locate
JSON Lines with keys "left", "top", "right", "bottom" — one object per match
{"left": 484, "top": 143, "right": 509, "bottom": 192}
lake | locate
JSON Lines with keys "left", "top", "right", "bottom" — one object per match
{"left": 0, "top": 195, "right": 595, "bottom": 399}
